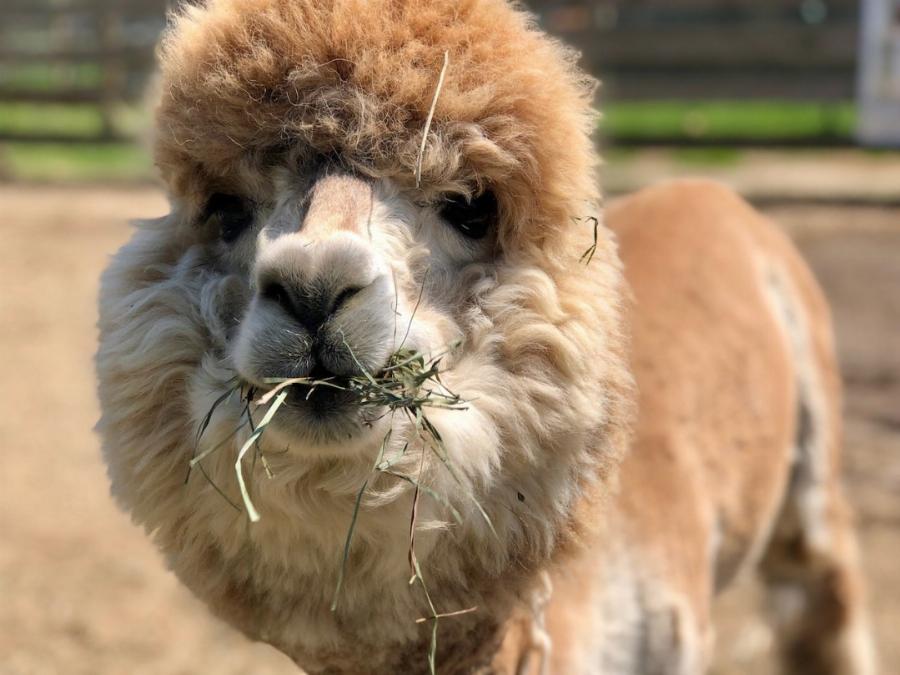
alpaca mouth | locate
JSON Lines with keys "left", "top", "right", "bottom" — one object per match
{"left": 239, "top": 345, "right": 462, "bottom": 446}
{"left": 280, "top": 372, "right": 360, "bottom": 418}
{"left": 252, "top": 383, "right": 372, "bottom": 446}
{"left": 238, "top": 360, "right": 386, "bottom": 445}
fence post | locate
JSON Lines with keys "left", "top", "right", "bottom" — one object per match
{"left": 99, "top": 2, "right": 124, "bottom": 141}
{"left": 858, "top": 0, "right": 900, "bottom": 145}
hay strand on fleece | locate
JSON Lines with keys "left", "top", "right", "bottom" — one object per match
{"left": 415, "top": 51, "right": 450, "bottom": 188}
{"left": 578, "top": 216, "right": 600, "bottom": 265}
{"left": 234, "top": 390, "right": 289, "bottom": 522}
{"left": 330, "top": 428, "right": 394, "bottom": 612}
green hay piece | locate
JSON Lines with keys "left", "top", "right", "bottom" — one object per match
{"left": 233, "top": 390, "right": 289, "bottom": 522}
{"left": 577, "top": 216, "right": 600, "bottom": 265}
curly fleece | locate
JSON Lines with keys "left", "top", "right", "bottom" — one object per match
{"left": 154, "top": 0, "right": 600, "bottom": 253}
{"left": 98, "top": 1, "right": 634, "bottom": 673}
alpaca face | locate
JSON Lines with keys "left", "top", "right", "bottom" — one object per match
{"left": 195, "top": 163, "right": 499, "bottom": 450}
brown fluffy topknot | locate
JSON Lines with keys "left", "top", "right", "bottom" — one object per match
{"left": 154, "top": 0, "right": 599, "bottom": 252}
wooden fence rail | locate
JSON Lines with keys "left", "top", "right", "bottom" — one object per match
{"left": 538, "top": 0, "right": 860, "bottom": 102}
{"left": 0, "top": 0, "right": 863, "bottom": 144}
{"left": 0, "top": 0, "right": 165, "bottom": 142}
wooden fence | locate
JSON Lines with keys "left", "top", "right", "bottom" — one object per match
{"left": 0, "top": 0, "right": 167, "bottom": 142}
{"left": 535, "top": 0, "right": 860, "bottom": 102}
{"left": 0, "top": 0, "right": 863, "bottom": 144}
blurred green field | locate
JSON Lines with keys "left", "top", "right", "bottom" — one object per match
{"left": 602, "top": 101, "right": 856, "bottom": 141}
{"left": 0, "top": 101, "right": 152, "bottom": 182}
{"left": 0, "top": 63, "right": 105, "bottom": 92}
{"left": 0, "top": 143, "right": 152, "bottom": 182}
{"left": 0, "top": 100, "right": 858, "bottom": 183}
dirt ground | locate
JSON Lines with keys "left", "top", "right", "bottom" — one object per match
{"left": 1, "top": 185, "right": 897, "bottom": 674}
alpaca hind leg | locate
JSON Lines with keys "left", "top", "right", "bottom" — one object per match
{"left": 759, "top": 405, "right": 876, "bottom": 674}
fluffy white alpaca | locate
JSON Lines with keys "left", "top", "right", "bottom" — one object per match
{"left": 97, "top": 1, "right": 874, "bottom": 673}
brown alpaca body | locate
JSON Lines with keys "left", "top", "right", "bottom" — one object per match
{"left": 94, "top": 1, "right": 874, "bottom": 672}
{"left": 496, "top": 181, "right": 874, "bottom": 674}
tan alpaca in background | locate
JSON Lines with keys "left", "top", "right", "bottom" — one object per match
{"left": 96, "top": 1, "right": 874, "bottom": 672}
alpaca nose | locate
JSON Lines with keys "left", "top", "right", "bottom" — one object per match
{"left": 259, "top": 276, "right": 363, "bottom": 333}
{"left": 254, "top": 171, "right": 380, "bottom": 333}
{"left": 248, "top": 233, "right": 386, "bottom": 379}
{"left": 254, "top": 230, "right": 380, "bottom": 336}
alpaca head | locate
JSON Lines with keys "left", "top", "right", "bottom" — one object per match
{"left": 97, "top": 0, "right": 633, "bottom": 671}
{"left": 212, "top": 167, "right": 499, "bottom": 450}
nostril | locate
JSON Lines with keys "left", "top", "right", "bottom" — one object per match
{"left": 261, "top": 280, "right": 294, "bottom": 315}
{"left": 259, "top": 276, "right": 364, "bottom": 330}
{"left": 330, "top": 285, "right": 363, "bottom": 315}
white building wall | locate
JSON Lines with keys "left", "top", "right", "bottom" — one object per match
{"left": 858, "top": 0, "right": 900, "bottom": 145}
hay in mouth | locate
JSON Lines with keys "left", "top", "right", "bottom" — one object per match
{"left": 188, "top": 342, "right": 495, "bottom": 674}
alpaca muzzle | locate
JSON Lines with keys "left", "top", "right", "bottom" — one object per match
{"left": 233, "top": 174, "right": 397, "bottom": 406}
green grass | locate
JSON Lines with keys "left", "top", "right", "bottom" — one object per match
{"left": 0, "top": 143, "right": 154, "bottom": 182}
{"left": 603, "top": 101, "right": 856, "bottom": 141}
{"left": 0, "top": 63, "right": 104, "bottom": 92}
{"left": 0, "top": 101, "right": 153, "bottom": 182}
{"left": 0, "top": 102, "right": 108, "bottom": 137}
{"left": 671, "top": 147, "right": 743, "bottom": 166}
{"left": 0, "top": 102, "right": 148, "bottom": 139}
{"left": 0, "top": 99, "right": 857, "bottom": 142}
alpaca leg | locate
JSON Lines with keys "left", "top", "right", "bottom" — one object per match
{"left": 758, "top": 263, "right": 876, "bottom": 675}
{"left": 515, "top": 572, "right": 553, "bottom": 675}
{"left": 635, "top": 594, "right": 712, "bottom": 675}
{"left": 599, "top": 579, "right": 712, "bottom": 675}
{"left": 760, "top": 434, "right": 876, "bottom": 674}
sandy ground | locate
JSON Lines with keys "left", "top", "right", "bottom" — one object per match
{"left": 1, "top": 185, "right": 897, "bottom": 674}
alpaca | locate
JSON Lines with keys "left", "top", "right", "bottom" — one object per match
{"left": 96, "top": 1, "right": 875, "bottom": 673}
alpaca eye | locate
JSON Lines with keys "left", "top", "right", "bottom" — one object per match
{"left": 440, "top": 191, "right": 497, "bottom": 240}
{"left": 203, "top": 193, "right": 254, "bottom": 244}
